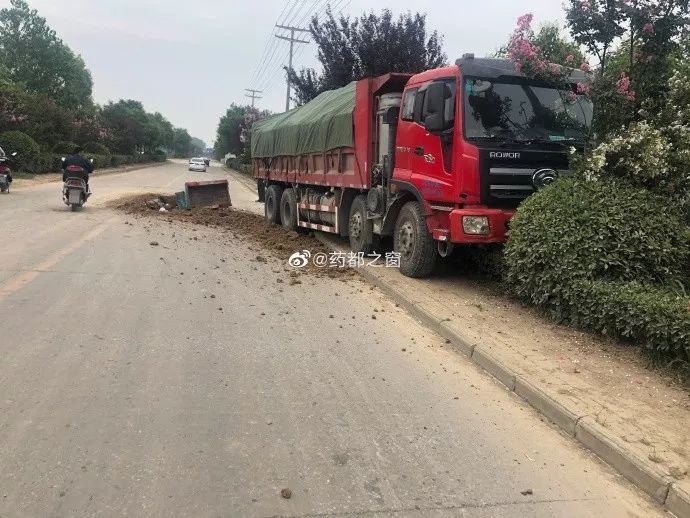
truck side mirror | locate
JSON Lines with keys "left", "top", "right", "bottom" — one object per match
{"left": 424, "top": 82, "right": 449, "bottom": 133}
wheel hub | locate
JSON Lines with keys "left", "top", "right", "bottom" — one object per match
{"left": 398, "top": 221, "right": 415, "bottom": 258}
{"left": 350, "top": 212, "right": 362, "bottom": 240}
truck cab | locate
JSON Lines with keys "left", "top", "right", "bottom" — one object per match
{"left": 389, "top": 56, "right": 592, "bottom": 257}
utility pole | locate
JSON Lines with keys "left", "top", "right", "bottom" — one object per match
{"left": 245, "top": 89, "right": 263, "bottom": 108}
{"left": 275, "top": 24, "right": 310, "bottom": 111}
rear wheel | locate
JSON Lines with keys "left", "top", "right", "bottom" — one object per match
{"left": 349, "top": 195, "right": 378, "bottom": 255}
{"left": 280, "top": 188, "right": 298, "bottom": 231}
{"left": 257, "top": 179, "right": 266, "bottom": 202}
{"left": 265, "top": 184, "right": 283, "bottom": 225}
{"left": 394, "top": 201, "right": 437, "bottom": 278}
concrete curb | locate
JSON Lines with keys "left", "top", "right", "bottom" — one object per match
{"left": 668, "top": 485, "right": 690, "bottom": 518}
{"left": 575, "top": 417, "right": 672, "bottom": 504}
{"left": 313, "top": 233, "right": 689, "bottom": 517}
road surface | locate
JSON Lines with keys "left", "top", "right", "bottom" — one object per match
{"left": 0, "top": 162, "right": 662, "bottom": 517}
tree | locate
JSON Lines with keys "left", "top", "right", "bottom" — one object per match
{"left": 0, "top": 81, "right": 74, "bottom": 149}
{"left": 100, "top": 100, "right": 148, "bottom": 154}
{"left": 214, "top": 104, "right": 246, "bottom": 160}
{"left": 0, "top": 0, "right": 93, "bottom": 110}
{"left": 565, "top": 0, "right": 627, "bottom": 74}
{"left": 564, "top": 1, "right": 690, "bottom": 136}
{"left": 290, "top": 8, "right": 447, "bottom": 104}
{"left": 213, "top": 104, "right": 271, "bottom": 160}
{"left": 171, "top": 128, "right": 192, "bottom": 158}
{"left": 531, "top": 23, "right": 586, "bottom": 66}
{"left": 190, "top": 137, "right": 206, "bottom": 157}
{"left": 496, "top": 20, "right": 587, "bottom": 68}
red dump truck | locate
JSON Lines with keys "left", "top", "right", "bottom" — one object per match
{"left": 251, "top": 56, "right": 592, "bottom": 277}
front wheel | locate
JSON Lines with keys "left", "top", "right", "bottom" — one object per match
{"left": 394, "top": 201, "right": 437, "bottom": 278}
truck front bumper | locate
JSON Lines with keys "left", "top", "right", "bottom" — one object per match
{"left": 443, "top": 208, "right": 515, "bottom": 244}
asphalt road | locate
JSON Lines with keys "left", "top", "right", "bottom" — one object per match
{"left": 0, "top": 162, "right": 662, "bottom": 517}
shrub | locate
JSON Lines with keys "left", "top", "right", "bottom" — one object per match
{"left": 226, "top": 157, "right": 252, "bottom": 175}
{"left": 51, "top": 141, "right": 79, "bottom": 154}
{"left": 83, "top": 142, "right": 111, "bottom": 155}
{"left": 505, "top": 177, "right": 690, "bottom": 364}
{"left": 565, "top": 280, "right": 690, "bottom": 364}
{"left": 0, "top": 130, "right": 40, "bottom": 162}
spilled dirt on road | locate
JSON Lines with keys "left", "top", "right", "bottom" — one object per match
{"left": 109, "top": 193, "right": 359, "bottom": 280}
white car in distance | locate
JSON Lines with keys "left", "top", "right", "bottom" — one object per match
{"left": 188, "top": 158, "right": 207, "bottom": 172}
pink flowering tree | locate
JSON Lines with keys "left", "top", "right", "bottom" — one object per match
{"left": 507, "top": 14, "right": 591, "bottom": 92}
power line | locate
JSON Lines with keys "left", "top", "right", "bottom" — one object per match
{"left": 245, "top": 89, "right": 263, "bottom": 108}
{"left": 252, "top": 0, "right": 325, "bottom": 92}
{"left": 275, "top": 25, "right": 311, "bottom": 111}
{"left": 260, "top": 0, "right": 349, "bottom": 95}
{"left": 255, "top": 0, "right": 333, "bottom": 93}
{"left": 248, "top": 0, "right": 301, "bottom": 87}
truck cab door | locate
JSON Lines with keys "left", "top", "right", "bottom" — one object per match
{"left": 409, "top": 79, "right": 456, "bottom": 203}
{"left": 393, "top": 87, "right": 418, "bottom": 180}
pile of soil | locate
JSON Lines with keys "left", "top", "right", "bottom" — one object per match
{"left": 110, "top": 193, "right": 358, "bottom": 279}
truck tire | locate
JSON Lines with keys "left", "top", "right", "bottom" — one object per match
{"left": 349, "top": 195, "right": 378, "bottom": 255}
{"left": 394, "top": 201, "right": 437, "bottom": 278}
{"left": 280, "top": 188, "right": 298, "bottom": 231}
{"left": 265, "top": 184, "right": 283, "bottom": 225}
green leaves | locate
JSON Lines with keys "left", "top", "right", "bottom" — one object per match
{"left": 0, "top": 130, "right": 39, "bottom": 160}
{"left": 290, "top": 8, "right": 447, "bottom": 104}
{"left": 0, "top": 0, "right": 93, "bottom": 110}
{"left": 505, "top": 177, "right": 690, "bottom": 366}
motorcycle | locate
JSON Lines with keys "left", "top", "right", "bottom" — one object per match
{"left": 0, "top": 152, "right": 18, "bottom": 194}
{"left": 62, "top": 161, "right": 92, "bottom": 211}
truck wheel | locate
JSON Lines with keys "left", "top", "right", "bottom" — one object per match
{"left": 280, "top": 188, "right": 298, "bottom": 231}
{"left": 349, "top": 195, "right": 378, "bottom": 254}
{"left": 265, "top": 184, "right": 283, "bottom": 225}
{"left": 394, "top": 201, "right": 437, "bottom": 278}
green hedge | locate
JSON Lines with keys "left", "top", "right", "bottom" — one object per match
{"left": 505, "top": 177, "right": 690, "bottom": 365}
{"left": 83, "top": 142, "right": 111, "bottom": 155}
{"left": 0, "top": 131, "right": 40, "bottom": 161}
{"left": 562, "top": 280, "right": 689, "bottom": 364}
{"left": 226, "top": 157, "right": 252, "bottom": 175}
{"left": 21, "top": 152, "right": 166, "bottom": 174}
{"left": 52, "top": 141, "right": 78, "bottom": 154}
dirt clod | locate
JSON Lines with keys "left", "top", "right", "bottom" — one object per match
{"left": 280, "top": 488, "right": 292, "bottom": 499}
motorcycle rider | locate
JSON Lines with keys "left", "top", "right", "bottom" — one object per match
{"left": 0, "top": 145, "right": 14, "bottom": 184}
{"left": 62, "top": 146, "right": 93, "bottom": 191}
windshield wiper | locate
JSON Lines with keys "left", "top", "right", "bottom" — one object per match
{"left": 467, "top": 134, "right": 522, "bottom": 145}
{"left": 516, "top": 137, "right": 583, "bottom": 148}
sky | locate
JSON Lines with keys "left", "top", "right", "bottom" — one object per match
{"left": 8, "top": 1, "right": 568, "bottom": 146}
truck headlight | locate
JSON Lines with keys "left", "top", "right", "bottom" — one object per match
{"left": 462, "top": 216, "right": 490, "bottom": 235}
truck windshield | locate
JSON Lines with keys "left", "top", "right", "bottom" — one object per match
{"left": 463, "top": 78, "right": 593, "bottom": 143}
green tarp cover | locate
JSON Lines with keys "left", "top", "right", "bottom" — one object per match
{"left": 251, "top": 82, "right": 355, "bottom": 158}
